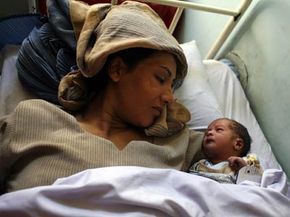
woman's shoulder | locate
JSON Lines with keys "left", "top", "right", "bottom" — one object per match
{"left": 14, "top": 99, "right": 73, "bottom": 120}
{"left": 11, "top": 99, "right": 77, "bottom": 128}
{"left": 16, "top": 99, "right": 58, "bottom": 108}
{"left": 15, "top": 99, "right": 63, "bottom": 113}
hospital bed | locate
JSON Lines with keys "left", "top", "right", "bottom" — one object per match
{"left": 0, "top": 0, "right": 289, "bottom": 216}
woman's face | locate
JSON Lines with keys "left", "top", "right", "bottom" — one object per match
{"left": 112, "top": 51, "right": 177, "bottom": 128}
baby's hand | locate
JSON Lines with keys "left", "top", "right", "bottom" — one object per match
{"left": 228, "top": 156, "right": 247, "bottom": 172}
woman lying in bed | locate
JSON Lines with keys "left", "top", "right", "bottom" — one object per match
{"left": 0, "top": 0, "right": 204, "bottom": 194}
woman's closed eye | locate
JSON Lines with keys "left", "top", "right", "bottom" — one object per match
{"left": 155, "top": 75, "right": 166, "bottom": 84}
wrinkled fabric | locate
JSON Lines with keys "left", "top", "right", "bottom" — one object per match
{"left": 16, "top": 0, "right": 76, "bottom": 104}
{"left": 16, "top": 22, "right": 76, "bottom": 104}
{"left": 46, "top": 0, "right": 76, "bottom": 50}
{"left": 0, "top": 167, "right": 289, "bottom": 216}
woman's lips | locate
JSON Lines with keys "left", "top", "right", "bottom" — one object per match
{"left": 152, "top": 106, "right": 163, "bottom": 116}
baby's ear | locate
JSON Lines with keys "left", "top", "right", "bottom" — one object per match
{"left": 234, "top": 138, "right": 244, "bottom": 151}
{"left": 107, "top": 57, "right": 127, "bottom": 82}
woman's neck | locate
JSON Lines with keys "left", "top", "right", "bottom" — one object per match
{"left": 76, "top": 95, "right": 149, "bottom": 149}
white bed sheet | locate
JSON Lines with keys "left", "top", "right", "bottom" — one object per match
{"left": 0, "top": 166, "right": 289, "bottom": 216}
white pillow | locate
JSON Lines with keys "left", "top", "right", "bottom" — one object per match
{"left": 0, "top": 45, "right": 35, "bottom": 116}
{"left": 175, "top": 40, "right": 223, "bottom": 129}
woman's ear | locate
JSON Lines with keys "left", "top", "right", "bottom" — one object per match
{"left": 107, "top": 57, "right": 127, "bottom": 82}
{"left": 233, "top": 138, "right": 244, "bottom": 151}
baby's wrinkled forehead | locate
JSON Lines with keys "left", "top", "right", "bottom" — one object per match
{"left": 209, "top": 119, "right": 229, "bottom": 127}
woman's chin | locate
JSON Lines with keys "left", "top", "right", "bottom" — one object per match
{"left": 139, "top": 119, "right": 156, "bottom": 129}
{"left": 131, "top": 115, "right": 157, "bottom": 129}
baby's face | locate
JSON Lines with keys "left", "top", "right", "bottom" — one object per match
{"left": 202, "top": 119, "right": 237, "bottom": 162}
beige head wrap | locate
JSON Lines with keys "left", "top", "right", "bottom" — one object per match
{"left": 70, "top": 0, "right": 187, "bottom": 81}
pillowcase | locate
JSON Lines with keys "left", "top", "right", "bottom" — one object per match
{"left": 175, "top": 40, "right": 223, "bottom": 129}
{"left": 0, "top": 45, "right": 35, "bottom": 116}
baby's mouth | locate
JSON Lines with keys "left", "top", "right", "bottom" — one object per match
{"left": 204, "top": 137, "right": 214, "bottom": 144}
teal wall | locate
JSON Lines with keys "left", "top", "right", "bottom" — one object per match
{"left": 175, "top": 0, "right": 240, "bottom": 58}
{"left": 175, "top": 0, "right": 290, "bottom": 178}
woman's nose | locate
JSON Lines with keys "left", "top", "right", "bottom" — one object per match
{"left": 161, "top": 89, "right": 174, "bottom": 104}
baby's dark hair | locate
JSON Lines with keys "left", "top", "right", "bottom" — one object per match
{"left": 218, "top": 118, "right": 252, "bottom": 157}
